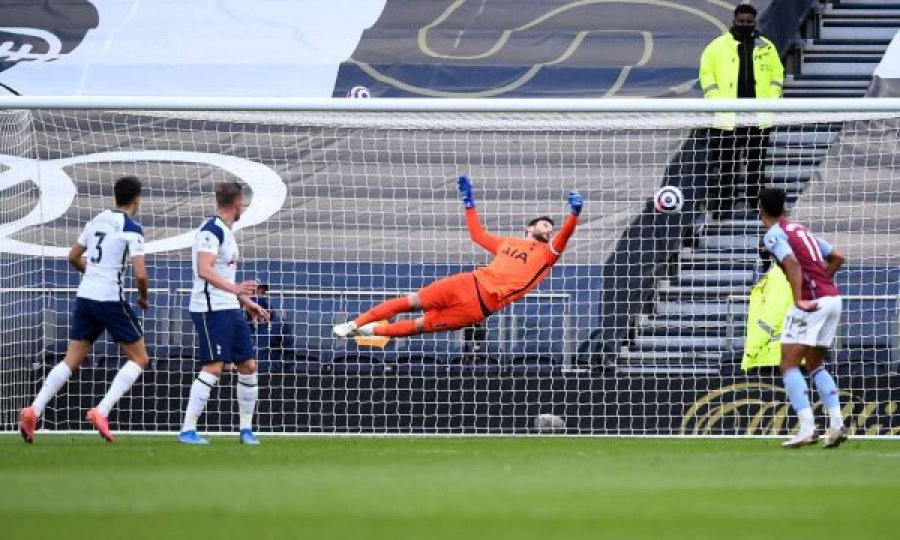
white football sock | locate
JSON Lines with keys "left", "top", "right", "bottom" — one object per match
{"left": 31, "top": 362, "right": 73, "bottom": 417}
{"left": 182, "top": 371, "right": 218, "bottom": 432}
{"left": 827, "top": 406, "right": 844, "bottom": 430}
{"left": 237, "top": 373, "right": 258, "bottom": 431}
{"left": 798, "top": 407, "right": 815, "bottom": 433}
{"left": 96, "top": 361, "right": 143, "bottom": 417}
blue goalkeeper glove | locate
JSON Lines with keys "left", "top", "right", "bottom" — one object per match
{"left": 458, "top": 175, "right": 475, "bottom": 209}
{"left": 568, "top": 191, "right": 584, "bottom": 216}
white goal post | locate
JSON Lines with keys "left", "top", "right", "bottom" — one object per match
{"left": 0, "top": 96, "right": 898, "bottom": 437}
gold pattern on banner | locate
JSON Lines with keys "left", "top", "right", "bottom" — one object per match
{"left": 681, "top": 382, "right": 900, "bottom": 436}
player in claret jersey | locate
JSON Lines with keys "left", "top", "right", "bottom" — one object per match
{"left": 333, "top": 175, "right": 582, "bottom": 338}
{"left": 759, "top": 188, "right": 848, "bottom": 449}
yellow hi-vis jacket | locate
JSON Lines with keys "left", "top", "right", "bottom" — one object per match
{"left": 699, "top": 32, "right": 784, "bottom": 130}
{"left": 742, "top": 265, "right": 792, "bottom": 372}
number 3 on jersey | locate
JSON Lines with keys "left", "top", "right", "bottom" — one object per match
{"left": 90, "top": 231, "right": 107, "bottom": 263}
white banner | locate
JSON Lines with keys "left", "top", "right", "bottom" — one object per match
{"left": 0, "top": 0, "right": 384, "bottom": 97}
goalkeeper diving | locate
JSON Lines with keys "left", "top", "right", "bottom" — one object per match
{"left": 333, "top": 176, "right": 582, "bottom": 338}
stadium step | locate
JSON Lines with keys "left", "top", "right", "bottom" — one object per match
{"left": 629, "top": 334, "right": 729, "bottom": 353}
{"left": 637, "top": 314, "right": 729, "bottom": 329}
{"left": 677, "top": 260, "right": 755, "bottom": 276}
{"left": 835, "top": 2, "right": 900, "bottom": 8}
{"left": 768, "top": 144, "right": 830, "bottom": 160}
{"left": 709, "top": 216, "right": 760, "bottom": 228}
{"left": 636, "top": 320, "right": 729, "bottom": 338}
{"left": 680, "top": 249, "right": 757, "bottom": 264}
{"left": 821, "top": 5, "right": 900, "bottom": 17}
{"left": 801, "top": 50, "right": 885, "bottom": 63}
{"left": 808, "top": 37, "right": 892, "bottom": 46}
{"left": 658, "top": 281, "right": 749, "bottom": 298}
{"left": 798, "top": 40, "right": 889, "bottom": 54}
{"left": 653, "top": 300, "right": 733, "bottom": 317}
{"left": 801, "top": 57, "right": 879, "bottom": 77}
{"left": 768, "top": 154, "right": 827, "bottom": 168}
{"left": 674, "top": 269, "right": 755, "bottom": 286}
{"left": 769, "top": 128, "right": 840, "bottom": 147}
{"left": 818, "top": 19, "right": 900, "bottom": 40}
{"left": 762, "top": 174, "right": 809, "bottom": 189}
{"left": 699, "top": 222, "right": 764, "bottom": 237}
{"left": 785, "top": 74, "right": 872, "bottom": 88}
{"left": 708, "top": 209, "right": 761, "bottom": 223}
{"left": 696, "top": 234, "right": 763, "bottom": 252}
{"left": 614, "top": 351, "right": 723, "bottom": 374}
{"left": 832, "top": 0, "right": 900, "bottom": 7}
{"left": 782, "top": 88, "right": 865, "bottom": 98}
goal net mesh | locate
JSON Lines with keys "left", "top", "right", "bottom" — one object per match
{"left": 0, "top": 106, "right": 897, "bottom": 436}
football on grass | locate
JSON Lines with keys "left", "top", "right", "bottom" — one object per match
{"left": 534, "top": 413, "right": 567, "bottom": 433}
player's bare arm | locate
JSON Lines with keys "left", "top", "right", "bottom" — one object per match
{"left": 780, "top": 254, "right": 817, "bottom": 312}
{"left": 239, "top": 293, "right": 271, "bottom": 323}
{"left": 824, "top": 249, "right": 846, "bottom": 278}
{"left": 67, "top": 243, "right": 87, "bottom": 273}
{"left": 131, "top": 254, "right": 149, "bottom": 310}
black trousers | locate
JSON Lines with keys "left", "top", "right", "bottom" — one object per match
{"left": 707, "top": 127, "right": 770, "bottom": 212}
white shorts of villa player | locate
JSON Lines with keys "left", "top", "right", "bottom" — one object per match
{"left": 781, "top": 295, "right": 843, "bottom": 348}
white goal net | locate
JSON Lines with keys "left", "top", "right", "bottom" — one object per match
{"left": 0, "top": 99, "right": 898, "bottom": 436}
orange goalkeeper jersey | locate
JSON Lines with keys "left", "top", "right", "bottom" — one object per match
{"left": 465, "top": 208, "right": 577, "bottom": 313}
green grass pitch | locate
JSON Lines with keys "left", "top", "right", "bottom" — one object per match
{"left": 2, "top": 435, "right": 898, "bottom": 539}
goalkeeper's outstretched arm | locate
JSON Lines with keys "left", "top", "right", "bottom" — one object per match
{"left": 458, "top": 175, "right": 502, "bottom": 254}
{"left": 550, "top": 191, "right": 582, "bottom": 255}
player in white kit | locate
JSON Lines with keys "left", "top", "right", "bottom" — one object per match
{"left": 178, "top": 182, "right": 269, "bottom": 445}
{"left": 19, "top": 176, "right": 150, "bottom": 444}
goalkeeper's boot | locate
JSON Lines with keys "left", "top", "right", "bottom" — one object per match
{"left": 18, "top": 407, "right": 37, "bottom": 444}
{"left": 782, "top": 429, "right": 819, "bottom": 449}
{"left": 86, "top": 408, "right": 115, "bottom": 443}
{"left": 178, "top": 430, "right": 209, "bottom": 445}
{"left": 239, "top": 429, "right": 260, "bottom": 445}
{"left": 357, "top": 323, "right": 380, "bottom": 337}
{"left": 822, "top": 426, "right": 849, "bottom": 449}
{"left": 332, "top": 321, "right": 358, "bottom": 338}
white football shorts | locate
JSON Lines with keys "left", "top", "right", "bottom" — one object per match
{"left": 781, "top": 295, "right": 842, "bottom": 348}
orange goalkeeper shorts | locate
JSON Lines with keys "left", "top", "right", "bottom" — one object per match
{"left": 418, "top": 272, "right": 492, "bottom": 333}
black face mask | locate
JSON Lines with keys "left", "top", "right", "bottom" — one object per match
{"left": 731, "top": 25, "right": 755, "bottom": 40}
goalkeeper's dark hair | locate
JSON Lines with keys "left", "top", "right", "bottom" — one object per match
{"left": 216, "top": 181, "right": 244, "bottom": 207}
{"left": 758, "top": 187, "right": 787, "bottom": 218}
{"left": 114, "top": 176, "right": 142, "bottom": 206}
{"left": 528, "top": 216, "right": 554, "bottom": 227}
{"left": 734, "top": 3, "right": 757, "bottom": 17}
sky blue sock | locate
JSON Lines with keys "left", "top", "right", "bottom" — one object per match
{"left": 811, "top": 366, "right": 840, "bottom": 410}
{"left": 782, "top": 368, "right": 811, "bottom": 414}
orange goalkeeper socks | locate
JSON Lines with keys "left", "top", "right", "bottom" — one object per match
{"left": 373, "top": 319, "right": 418, "bottom": 337}
{"left": 355, "top": 297, "right": 412, "bottom": 326}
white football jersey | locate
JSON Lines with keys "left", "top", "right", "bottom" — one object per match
{"left": 76, "top": 209, "right": 145, "bottom": 302}
{"left": 189, "top": 216, "right": 241, "bottom": 312}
